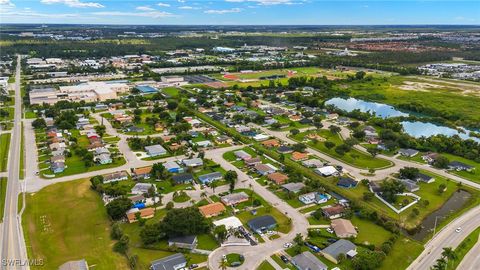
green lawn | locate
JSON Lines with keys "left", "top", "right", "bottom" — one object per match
{"left": 449, "top": 226, "right": 480, "bottom": 270}
{"left": 172, "top": 192, "right": 191, "bottom": 203}
{"left": 22, "top": 179, "right": 129, "bottom": 270}
{"left": 226, "top": 253, "right": 244, "bottom": 267}
{"left": 352, "top": 216, "right": 392, "bottom": 246}
{"left": 196, "top": 234, "right": 220, "bottom": 250}
{"left": 0, "top": 178, "right": 6, "bottom": 221}
{"left": 292, "top": 130, "right": 392, "bottom": 169}
{"left": 24, "top": 111, "right": 37, "bottom": 119}
{"left": 257, "top": 260, "right": 276, "bottom": 270}
{"left": 380, "top": 236, "right": 424, "bottom": 270}
{"left": 0, "top": 133, "right": 11, "bottom": 172}
{"left": 162, "top": 87, "right": 180, "bottom": 97}
{"left": 236, "top": 206, "right": 292, "bottom": 234}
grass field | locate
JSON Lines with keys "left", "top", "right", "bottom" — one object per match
{"left": 0, "top": 133, "right": 11, "bottom": 172}
{"left": 0, "top": 178, "right": 6, "bottom": 221}
{"left": 292, "top": 130, "right": 392, "bottom": 169}
{"left": 257, "top": 260, "right": 276, "bottom": 270}
{"left": 449, "top": 226, "right": 480, "bottom": 270}
{"left": 22, "top": 179, "right": 129, "bottom": 270}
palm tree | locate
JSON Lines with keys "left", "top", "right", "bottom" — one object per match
{"left": 211, "top": 181, "right": 218, "bottom": 193}
{"left": 200, "top": 191, "right": 207, "bottom": 199}
{"left": 441, "top": 247, "right": 457, "bottom": 269}
{"left": 219, "top": 258, "right": 228, "bottom": 270}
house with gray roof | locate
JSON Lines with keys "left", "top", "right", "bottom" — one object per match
{"left": 151, "top": 253, "right": 186, "bottom": 270}
{"left": 291, "top": 251, "right": 327, "bottom": 270}
{"left": 182, "top": 158, "right": 203, "bottom": 167}
{"left": 321, "top": 239, "right": 357, "bottom": 264}
{"left": 198, "top": 171, "right": 223, "bottom": 184}
{"left": 247, "top": 215, "right": 277, "bottom": 234}
{"left": 398, "top": 148, "right": 419, "bottom": 157}
{"left": 282, "top": 182, "right": 306, "bottom": 194}
{"left": 145, "top": 144, "right": 167, "bottom": 157}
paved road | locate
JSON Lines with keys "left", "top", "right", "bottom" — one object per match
{"left": 0, "top": 56, "right": 29, "bottom": 270}
{"left": 206, "top": 147, "right": 309, "bottom": 270}
{"left": 457, "top": 235, "right": 480, "bottom": 270}
{"left": 407, "top": 205, "right": 480, "bottom": 270}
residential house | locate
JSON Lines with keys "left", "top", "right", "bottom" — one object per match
{"left": 244, "top": 157, "right": 262, "bottom": 166}
{"left": 399, "top": 179, "right": 420, "bottom": 192}
{"left": 422, "top": 152, "right": 440, "bottom": 164}
{"left": 299, "top": 192, "right": 330, "bottom": 205}
{"left": 262, "top": 139, "right": 280, "bottom": 148}
{"left": 131, "top": 183, "right": 156, "bottom": 195}
{"left": 254, "top": 163, "right": 277, "bottom": 175}
{"left": 171, "top": 173, "right": 194, "bottom": 184}
{"left": 164, "top": 161, "right": 183, "bottom": 173}
{"left": 50, "top": 155, "right": 65, "bottom": 164}
{"left": 277, "top": 145, "right": 293, "bottom": 154}
{"left": 282, "top": 182, "right": 306, "bottom": 194}
{"left": 331, "top": 218, "right": 357, "bottom": 238}
{"left": 291, "top": 151, "right": 309, "bottom": 161}
{"left": 182, "top": 158, "right": 203, "bottom": 168}
{"left": 198, "top": 202, "right": 226, "bottom": 218}
{"left": 321, "top": 239, "right": 357, "bottom": 264}
{"left": 151, "top": 253, "right": 187, "bottom": 270}
{"left": 132, "top": 166, "right": 152, "bottom": 180}
{"left": 415, "top": 173, "right": 435, "bottom": 183}
{"left": 337, "top": 177, "right": 358, "bottom": 188}
{"left": 95, "top": 153, "right": 112, "bottom": 164}
{"left": 145, "top": 144, "right": 167, "bottom": 157}
{"left": 126, "top": 207, "right": 155, "bottom": 223}
{"left": 247, "top": 215, "right": 277, "bottom": 234}
{"left": 253, "top": 134, "right": 270, "bottom": 141}
{"left": 398, "top": 148, "right": 419, "bottom": 157}
{"left": 267, "top": 172, "right": 289, "bottom": 185}
{"left": 103, "top": 171, "right": 129, "bottom": 183}
{"left": 322, "top": 204, "right": 346, "bottom": 219}
{"left": 234, "top": 150, "right": 252, "bottom": 160}
{"left": 51, "top": 162, "right": 65, "bottom": 173}
{"left": 448, "top": 161, "right": 475, "bottom": 172}
{"left": 220, "top": 192, "right": 249, "bottom": 206}
{"left": 302, "top": 159, "right": 324, "bottom": 168}
{"left": 315, "top": 166, "right": 338, "bottom": 177}
{"left": 168, "top": 235, "right": 198, "bottom": 250}
{"left": 291, "top": 252, "right": 327, "bottom": 270}
{"left": 198, "top": 172, "right": 223, "bottom": 184}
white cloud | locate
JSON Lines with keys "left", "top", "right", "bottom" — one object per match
{"left": 178, "top": 0, "right": 186, "bottom": 3}
{"left": 92, "top": 10, "right": 174, "bottom": 18}
{"left": 226, "top": 0, "right": 297, "bottom": 5}
{"left": 136, "top": 6, "right": 155, "bottom": 11}
{"left": 205, "top": 8, "right": 242, "bottom": 14}
{"left": 157, "top": 2, "right": 170, "bottom": 7}
{"left": 179, "top": 5, "right": 199, "bottom": 10}
{"left": 40, "top": 0, "right": 104, "bottom": 8}
{"left": 0, "top": 0, "right": 15, "bottom": 7}
{"left": 2, "top": 10, "right": 79, "bottom": 18}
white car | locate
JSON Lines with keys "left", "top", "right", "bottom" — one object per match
{"left": 455, "top": 227, "right": 462, "bottom": 233}
{"left": 283, "top": 242, "right": 293, "bottom": 248}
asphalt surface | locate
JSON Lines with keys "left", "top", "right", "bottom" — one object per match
{"left": 0, "top": 56, "right": 29, "bottom": 270}
{"left": 407, "top": 205, "right": 480, "bottom": 270}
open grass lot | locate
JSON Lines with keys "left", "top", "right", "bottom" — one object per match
{"left": 0, "top": 133, "right": 11, "bottom": 172}
{"left": 339, "top": 75, "right": 480, "bottom": 126}
{"left": 22, "top": 179, "right": 129, "bottom": 270}
{"left": 351, "top": 216, "right": 392, "bottom": 246}
{"left": 379, "top": 236, "right": 424, "bottom": 270}
{"left": 291, "top": 130, "right": 392, "bottom": 169}
{"left": 400, "top": 152, "right": 480, "bottom": 184}
{"left": 257, "top": 260, "right": 276, "bottom": 270}
{"left": 0, "top": 178, "right": 6, "bottom": 221}
{"left": 161, "top": 87, "right": 180, "bottom": 97}
{"left": 43, "top": 154, "right": 126, "bottom": 179}
{"left": 449, "top": 226, "right": 480, "bottom": 270}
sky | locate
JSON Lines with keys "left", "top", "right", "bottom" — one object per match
{"left": 0, "top": 0, "right": 478, "bottom": 25}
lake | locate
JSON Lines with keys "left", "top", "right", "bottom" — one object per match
{"left": 406, "top": 190, "right": 472, "bottom": 241}
{"left": 325, "top": 97, "right": 479, "bottom": 142}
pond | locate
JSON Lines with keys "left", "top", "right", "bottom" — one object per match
{"left": 402, "top": 121, "right": 480, "bottom": 143}
{"left": 325, "top": 97, "right": 409, "bottom": 118}
{"left": 325, "top": 97, "right": 480, "bottom": 142}
{"left": 406, "top": 189, "right": 472, "bottom": 241}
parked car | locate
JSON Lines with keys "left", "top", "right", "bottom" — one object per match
{"left": 280, "top": 255, "right": 289, "bottom": 263}
{"left": 189, "top": 264, "right": 198, "bottom": 269}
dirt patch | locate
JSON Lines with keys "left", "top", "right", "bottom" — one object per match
{"left": 398, "top": 81, "right": 442, "bottom": 92}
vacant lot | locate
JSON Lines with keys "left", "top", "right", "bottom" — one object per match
{"left": 23, "top": 179, "right": 129, "bottom": 270}
{"left": 0, "top": 133, "right": 10, "bottom": 171}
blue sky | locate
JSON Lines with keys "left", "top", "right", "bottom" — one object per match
{"left": 0, "top": 0, "right": 478, "bottom": 25}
